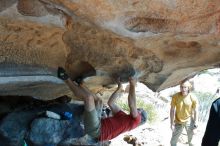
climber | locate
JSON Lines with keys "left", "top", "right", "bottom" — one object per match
{"left": 57, "top": 67, "right": 147, "bottom": 142}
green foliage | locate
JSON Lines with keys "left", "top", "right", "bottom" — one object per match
{"left": 117, "top": 97, "right": 157, "bottom": 123}
{"left": 193, "top": 91, "right": 218, "bottom": 122}
{"left": 194, "top": 91, "right": 214, "bottom": 103}
{"left": 117, "top": 100, "right": 129, "bottom": 112}
{"left": 137, "top": 99, "right": 157, "bottom": 123}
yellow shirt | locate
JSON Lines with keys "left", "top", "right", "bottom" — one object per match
{"left": 171, "top": 92, "right": 198, "bottom": 124}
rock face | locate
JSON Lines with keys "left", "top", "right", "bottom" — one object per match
{"left": 0, "top": 0, "right": 220, "bottom": 100}
{"left": 0, "top": 103, "right": 86, "bottom": 146}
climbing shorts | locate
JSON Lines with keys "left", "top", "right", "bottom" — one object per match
{"left": 84, "top": 109, "right": 101, "bottom": 138}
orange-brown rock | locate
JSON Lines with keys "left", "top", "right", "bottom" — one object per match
{"left": 0, "top": 0, "right": 220, "bottom": 100}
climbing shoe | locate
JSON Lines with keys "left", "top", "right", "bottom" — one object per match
{"left": 74, "top": 76, "right": 84, "bottom": 85}
{"left": 57, "top": 67, "right": 69, "bottom": 80}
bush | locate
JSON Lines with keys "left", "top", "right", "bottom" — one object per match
{"left": 137, "top": 99, "right": 157, "bottom": 123}
{"left": 193, "top": 91, "right": 218, "bottom": 122}
{"left": 117, "top": 97, "right": 157, "bottom": 123}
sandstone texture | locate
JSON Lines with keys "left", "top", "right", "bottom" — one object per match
{"left": 0, "top": 0, "right": 220, "bottom": 100}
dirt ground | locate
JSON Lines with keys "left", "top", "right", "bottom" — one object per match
{"left": 107, "top": 82, "right": 215, "bottom": 146}
{"left": 109, "top": 114, "right": 207, "bottom": 146}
